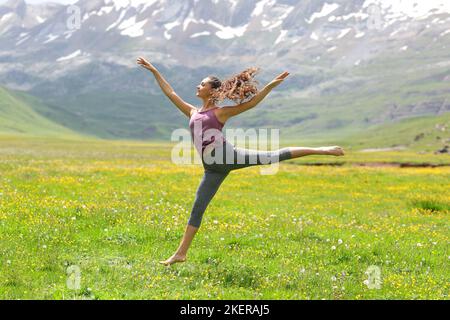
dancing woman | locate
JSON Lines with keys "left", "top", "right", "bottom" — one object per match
{"left": 137, "top": 57, "right": 344, "bottom": 266}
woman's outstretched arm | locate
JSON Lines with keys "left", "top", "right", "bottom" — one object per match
{"left": 137, "top": 57, "right": 196, "bottom": 118}
{"left": 218, "top": 71, "right": 289, "bottom": 121}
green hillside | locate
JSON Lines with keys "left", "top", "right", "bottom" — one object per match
{"left": 43, "top": 91, "right": 178, "bottom": 140}
{"left": 296, "top": 112, "right": 450, "bottom": 152}
{"left": 342, "top": 112, "right": 450, "bottom": 152}
{"left": 0, "top": 86, "right": 83, "bottom": 138}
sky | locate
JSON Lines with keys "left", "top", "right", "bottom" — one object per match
{"left": 0, "top": 0, "right": 78, "bottom": 4}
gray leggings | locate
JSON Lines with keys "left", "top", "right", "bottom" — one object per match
{"left": 187, "top": 140, "right": 292, "bottom": 228}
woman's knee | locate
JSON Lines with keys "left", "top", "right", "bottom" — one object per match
{"left": 279, "top": 147, "right": 292, "bottom": 161}
{"left": 187, "top": 216, "right": 202, "bottom": 228}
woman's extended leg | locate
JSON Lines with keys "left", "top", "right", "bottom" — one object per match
{"left": 204, "top": 141, "right": 344, "bottom": 172}
{"left": 289, "top": 145, "right": 344, "bottom": 158}
{"left": 160, "top": 169, "right": 229, "bottom": 266}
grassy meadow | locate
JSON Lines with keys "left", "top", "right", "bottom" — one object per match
{"left": 0, "top": 134, "right": 448, "bottom": 299}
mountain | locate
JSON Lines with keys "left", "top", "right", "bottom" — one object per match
{"left": 0, "top": 85, "right": 83, "bottom": 137}
{"left": 0, "top": 0, "right": 449, "bottom": 140}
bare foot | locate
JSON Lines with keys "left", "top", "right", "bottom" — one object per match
{"left": 321, "top": 146, "right": 345, "bottom": 156}
{"left": 159, "top": 254, "right": 186, "bottom": 266}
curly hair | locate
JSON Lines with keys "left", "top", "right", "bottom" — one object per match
{"left": 207, "top": 67, "right": 260, "bottom": 104}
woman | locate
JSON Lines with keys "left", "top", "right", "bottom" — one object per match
{"left": 137, "top": 57, "right": 344, "bottom": 266}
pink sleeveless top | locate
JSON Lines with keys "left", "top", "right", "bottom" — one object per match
{"left": 189, "top": 107, "right": 226, "bottom": 155}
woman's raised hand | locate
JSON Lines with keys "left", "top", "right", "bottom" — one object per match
{"left": 137, "top": 57, "right": 157, "bottom": 73}
{"left": 267, "top": 71, "right": 290, "bottom": 89}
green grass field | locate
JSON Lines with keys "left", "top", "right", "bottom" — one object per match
{"left": 0, "top": 135, "right": 448, "bottom": 299}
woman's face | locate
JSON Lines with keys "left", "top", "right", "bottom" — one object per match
{"left": 196, "top": 77, "right": 212, "bottom": 99}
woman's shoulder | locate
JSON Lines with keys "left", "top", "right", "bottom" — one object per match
{"left": 190, "top": 108, "right": 199, "bottom": 118}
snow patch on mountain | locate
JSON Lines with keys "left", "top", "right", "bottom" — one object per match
{"left": 16, "top": 35, "right": 30, "bottom": 46}
{"left": 118, "top": 16, "right": 137, "bottom": 29}
{"left": 122, "top": 26, "right": 145, "bottom": 37}
{"left": 274, "top": 29, "right": 288, "bottom": 44}
{"left": 229, "top": 0, "right": 239, "bottom": 10}
{"left": 183, "top": 11, "right": 206, "bottom": 32}
{"left": 310, "top": 32, "right": 319, "bottom": 40}
{"left": 207, "top": 20, "right": 248, "bottom": 39}
{"left": 0, "top": 12, "right": 14, "bottom": 23}
{"left": 96, "top": 6, "right": 114, "bottom": 16}
{"left": 106, "top": 9, "right": 127, "bottom": 31}
{"left": 363, "top": 0, "right": 450, "bottom": 20}
{"left": 104, "top": 0, "right": 129, "bottom": 11}
{"left": 138, "top": 0, "right": 158, "bottom": 12}
{"left": 265, "top": 5, "right": 294, "bottom": 31}
{"left": 327, "top": 46, "right": 337, "bottom": 52}
{"left": 43, "top": 34, "right": 59, "bottom": 43}
{"left": 57, "top": 50, "right": 82, "bottom": 62}
{"left": 340, "top": 12, "right": 369, "bottom": 21}
{"left": 338, "top": 28, "right": 352, "bottom": 39}
{"left": 104, "top": 0, "right": 158, "bottom": 12}
{"left": 191, "top": 31, "right": 210, "bottom": 38}
{"left": 251, "top": 0, "right": 276, "bottom": 17}
{"left": 306, "top": 3, "right": 340, "bottom": 24}
{"left": 119, "top": 16, "right": 147, "bottom": 37}
{"left": 164, "top": 20, "right": 181, "bottom": 40}
{"left": 36, "top": 15, "right": 45, "bottom": 23}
